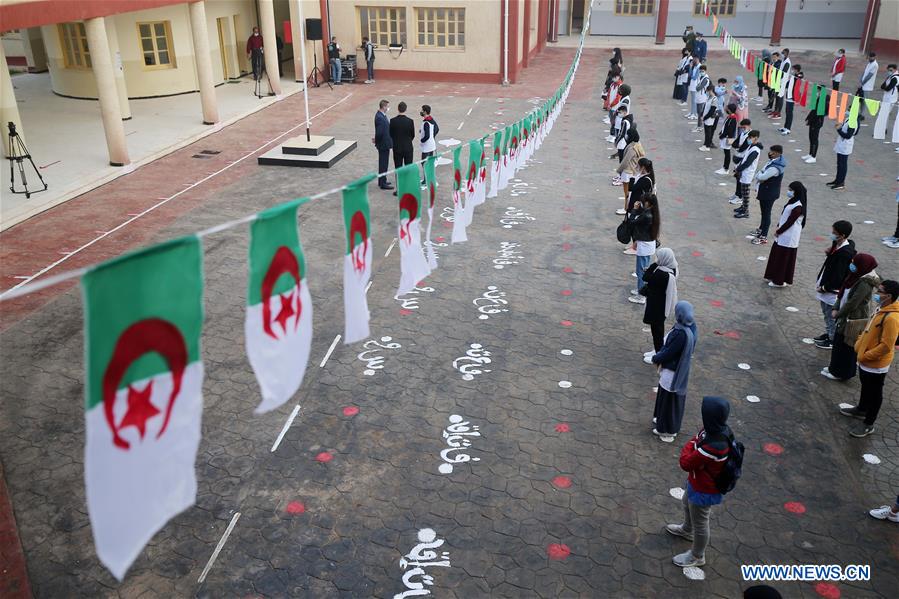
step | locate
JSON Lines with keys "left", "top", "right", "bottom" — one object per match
{"left": 257, "top": 139, "right": 357, "bottom": 168}
{"left": 281, "top": 134, "right": 335, "bottom": 156}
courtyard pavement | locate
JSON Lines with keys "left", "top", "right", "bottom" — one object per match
{"left": 0, "top": 43, "right": 897, "bottom": 598}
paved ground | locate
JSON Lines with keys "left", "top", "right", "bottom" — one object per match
{"left": 0, "top": 42, "right": 898, "bottom": 598}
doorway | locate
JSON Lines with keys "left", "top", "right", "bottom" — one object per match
{"left": 216, "top": 17, "right": 230, "bottom": 80}
{"left": 569, "top": 0, "right": 585, "bottom": 34}
{"left": 233, "top": 14, "right": 249, "bottom": 74}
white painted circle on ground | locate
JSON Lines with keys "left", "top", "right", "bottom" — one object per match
{"left": 794, "top": 148, "right": 802, "bottom": 152}
{"left": 478, "top": 315, "right": 489, "bottom": 320}
{"left": 864, "top": 220, "right": 875, "bottom": 224}
{"left": 786, "top": 306, "right": 799, "bottom": 312}
{"left": 438, "top": 463, "right": 454, "bottom": 474}
{"left": 364, "top": 369, "right": 376, "bottom": 376}
{"left": 718, "top": 182, "right": 728, "bottom": 186}
{"left": 560, "top": 349, "right": 573, "bottom": 356}
{"left": 847, "top": 202, "right": 857, "bottom": 206}
{"left": 788, "top": 139, "right": 796, "bottom": 143}
{"left": 642, "top": 327, "right": 650, "bottom": 333}
{"left": 669, "top": 487, "right": 685, "bottom": 500}
{"left": 558, "top": 380, "right": 572, "bottom": 388}
{"left": 694, "top": 139, "right": 702, "bottom": 142}
{"left": 507, "top": 206, "right": 516, "bottom": 210}
{"left": 462, "top": 374, "right": 474, "bottom": 381}
{"left": 738, "top": 363, "right": 751, "bottom": 370}
{"left": 683, "top": 567, "right": 706, "bottom": 580}
{"left": 802, "top": 338, "right": 815, "bottom": 344}
{"left": 502, "top": 224, "right": 513, "bottom": 229}
{"left": 746, "top": 395, "right": 761, "bottom": 403}
{"left": 757, "top": 256, "right": 766, "bottom": 261}
{"left": 819, "top": 173, "right": 829, "bottom": 176}
{"left": 838, "top": 402, "right": 854, "bottom": 410}
{"left": 863, "top": 454, "right": 881, "bottom": 465}
{"left": 449, "top": 414, "right": 464, "bottom": 423}
{"left": 705, "top": 157, "right": 712, "bottom": 160}
{"left": 618, "top": 196, "right": 625, "bottom": 200}
{"left": 494, "top": 265, "right": 504, "bottom": 269}
{"left": 745, "top": 235, "right": 756, "bottom": 239}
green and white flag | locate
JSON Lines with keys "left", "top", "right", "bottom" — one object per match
{"left": 488, "top": 129, "right": 503, "bottom": 198}
{"left": 396, "top": 162, "right": 431, "bottom": 295}
{"left": 245, "top": 199, "right": 313, "bottom": 413}
{"left": 81, "top": 236, "right": 204, "bottom": 581}
{"left": 451, "top": 145, "right": 468, "bottom": 244}
{"left": 423, "top": 156, "right": 439, "bottom": 269}
{"left": 343, "top": 175, "right": 375, "bottom": 344}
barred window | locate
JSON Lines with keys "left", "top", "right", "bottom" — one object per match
{"left": 58, "top": 23, "right": 91, "bottom": 69}
{"left": 359, "top": 6, "right": 407, "bottom": 46}
{"left": 415, "top": 8, "right": 465, "bottom": 48}
{"left": 138, "top": 21, "right": 176, "bottom": 69}
{"left": 696, "top": 0, "right": 736, "bottom": 17}
{"left": 615, "top": 1, "right": 654, "bottom": 16}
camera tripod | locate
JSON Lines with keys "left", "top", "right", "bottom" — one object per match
{"left": 6, "top": 122, "right": 47, "bottom": 200}
{"left": 251, "top": 49, "right": 275, "bottom": 98}
{"left": 307, "top": 51, "right": 332, "bottom": 90}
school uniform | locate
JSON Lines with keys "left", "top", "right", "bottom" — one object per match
{"left": 627, "top": 173, "right": 654, "bottom": 212}
{"left": 831, "top": 54, "right": 846, "bottom": 90}
{"left": 782, "top": 72, "right": 803, "bottom": 131}
{"left": 816, "top": 239, "right": 856, "bottom": 344}
{"left": 674, "top": 56, "right": 691, "bottom": 101}
{"left": 805, "top": 108, "right": 825, "bottom": 158}
{"left": 734, "top": 142, "right": 761, "bottom": 213}
{"left": 611, "top": 95, "right": 631, "bottom": 137}
{"left": 765, "top": 59, "right": 782, "bottom": 111}
{"left": 763, "top": 198, "right": 804, "bottom": 285}
{"left": 874, "top": 71, "right": 899, "bottom": 140}
{"left": 615, "top": 114, "right": 634, "bottom": 160}
{"left": 773, "top": 57, "right": 790, "bottom": 114}
{"left": 859, "top": 59, "right": 879, "bottom": 98}
{"left": 642, "top": 264, "right": 676, "bottom": 351}
{"left": 628, "top": 207, "right": 656, "bottom": 287}
{"left": 730, "top": 128, "right": 750, "bottom": 196}
{"left": 719, "top": 114, "right": 737, "bottom": 169}
{"left": 754, "top": 155, "right": 786, "bottom": 237}
{"left": 694, "top": 73, "right": 710, "bottom": 122}
{"left": 701, "top": 102, "right": 718, "bottom": 148}
{"left": 833, "top": 118, "right": 857, "bottom": 186}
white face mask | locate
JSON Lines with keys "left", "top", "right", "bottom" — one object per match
{"left": 253, "top": 32, "right": 259, "bottom": 36}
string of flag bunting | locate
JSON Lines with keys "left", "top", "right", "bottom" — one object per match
{"left": 13, "top": 4, "right": 594, "bottom": 582}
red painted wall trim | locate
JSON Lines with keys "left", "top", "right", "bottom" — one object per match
{"left": 0, "top": 0, "right": 196, "bottom": 31}
{"left": 859, "top": 0, "right": 879, "bottom": 53}
{"left": 522, "top": 0, "right": 531, "bottom": 68}
{"left": 655, "top": 0, "right": 669, "bottom": 45}
{"left": 537, "top": 0, "right": 547, "bottom": 50}
{"left": 0, "top": 464, "right": 32, "bottom": 599}
{"left": 359, "top": 69, "right": 501, "bottom": 84}
{"left": 319, "top": 0, "right": 331, "bottom": 81}
{"left": 551, "top": 0, "right": 559, "bottom": 42}
{"left": 870, "top": 37, "right": 899, "bottom": 61}
{"left": 769, "top": 0, "right": 787, "bottom": 45}
{"left": 509, "top": 0, "right": 520, "bottom": 83}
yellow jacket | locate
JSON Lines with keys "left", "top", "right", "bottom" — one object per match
{"left": 855, "top": 301, "right": 899, "bottom": 369}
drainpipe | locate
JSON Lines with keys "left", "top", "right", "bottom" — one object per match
{"left": 503, "top": 0, "right": 510, "bottom": 86}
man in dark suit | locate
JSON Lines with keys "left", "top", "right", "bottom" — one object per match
{"left": 372, "top": 99, "right": 393, "bottom": 190}
{"left": 389, "top": 101, "right": 415, "bottom": 195}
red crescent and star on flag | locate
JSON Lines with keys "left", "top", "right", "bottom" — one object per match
{"left": 261, "top": 246, "right": 303, "bottom": 340}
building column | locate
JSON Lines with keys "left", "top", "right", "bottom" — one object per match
{"left": 655, "top": 0, "right": 670, "bottom": 45}
{"left": 318, "top": 0, "right": 330, "bottom": 82}
{"left": 523, "top": 0, "right": 531, "bottom": 67}
{"left": 509, "top": 0, "right": 520, "bottom": 83}
{"left": 769, "top": 0, "right": 787, "bottom": 45}
{"left": 859, "top": 0, "right": 879, "bottom": 54}
{"left": 537, "top": 0, "right": 547, "bottom": 50}
{"left": 104, "top": 17, "right": 131, "bottom": 120}
{"left": 259, "top": 0, "right": 283, "bottom": 94}
{"left": 84, "top": 17, "right": 129, "bottom": 166}
{"left": 550, "top": 0, "right": 559, "bottom": 42}
{"left": 189, "top": 0, "right": 220, "bottom": 124}
{"left": 0, "top": 42, "right": 26, "bottom": 157}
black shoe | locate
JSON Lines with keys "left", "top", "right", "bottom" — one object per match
{"left": 380, "top": 184, "right": 395, "bottom": 190}
{"left": 831, "top": 184, "right": 845, "bottom": 190}
{"left": 825, "top": 180, "right": 837, "bottom": 186}
{"left": 734, "top": 211, "right": 749, "bottom": 219}
{"left": 839, "top": 405, "right": 867, "bottom": 419}
{"left": 813, "top": 333, "right": 829, "bottom": 342}
{"left": 392, "top": 191, "right": 397, "bottom": 196}
{"left": 849, "top": 423, "right": 875, "bottom": 438}
{"left": 814, "top": 338, "right": 833, "bottom": 349}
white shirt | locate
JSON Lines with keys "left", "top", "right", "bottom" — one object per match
{"left": 636, "top": 241, "right": 655, "bottom": 256}
{"left": 832, "top": 56, "right": 844, "bottom": 82}
{"left": 815, "top": 240, "right": 849, "bottom": 305}
{"left": 862, "top": 60, "right": 878, "bottom": 92}
{"left": 834, "top": 120, "right": 855, "bottom": 155}
{"left": 774, "top": 199, "right": 804, "bottom": 248}
{"left": 419, "top": 121, "right": 436, "bottom": 153}
{"left": 882, "top": 73, "right": 899, "bottom": 104}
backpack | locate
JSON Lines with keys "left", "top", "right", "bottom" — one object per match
{"left": 712, "top": 434, "right": 745, "bottom": 495}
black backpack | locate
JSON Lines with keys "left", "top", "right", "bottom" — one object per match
{"left": 712, "top": 434, "right": 745, "bottom": 495}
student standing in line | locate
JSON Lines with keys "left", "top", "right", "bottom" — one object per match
{"left": 666, "top": 396, "right": 733, "bottom": 568}
{"left": 713, "top": 78, "right": 728, "bottom": 112}
{"left": 716, "top": 104, "right": 738, "bottom": 175}
{"left": 813, "top": 220, "right": 856, "bottom": 351}
{"left": 750, "top": 145, "right": 786, "bottom": 244}
{"left": 858, "top": 52, "right": 879, "bottom": 104}
{"left": 682, "top": 25, "right": 696, "bottom": 55}
{"left": 828, "top": 114, "right": 860, "bottom": 191}
{"left": 730, "top": 76, "right": 749, "bottom": 122}
{"left": 692, "top": 65, "right": 711, "bottom": 132}
{"left": 613, "top": 129, "right": 645, "bottom": 213}
{"left": 419, "top": 105, "right": 439, "bottom": 184}
{"left": 874, "top": 63, "right": 898, "bottom": 139}
{"left": 627, "top": 158, "right": 656, "bottom": 213}
{"left": 779, "top": 65, "right": 803, "bottom": 135}
{"left": 801, "top": 97, "right": 825, "bottom": 164}
{"left": 841, "top": 280, "right": 899, "bottom": 437}
{"left": 699, "top": 97, "right": 719, "bottom": 152}
{"left": 733, "top": 130, "right": 762, "bottom": 219}
{"left": 605, "top": 73, "right": 623, "bottom": 128}
{"left": 693, "top": 32, "right": 707, "bottom": 63}
{"left": 649, "top": 301, "right": 697, "bottom": 443}
{"left": 728, "top": 119, "right": 752, "bottom": 204}
{"left": 831, "top": 48, "right": 846, "bottom": 90}
{"left": 636, "top": 248, "right": 678, "bottom": 355}
{"left": 626, "top": 193, "right": 660, "bottom": 295}
{"left": 608, "top": 84, "right": 631, "bottom": 143}
{"left": 763, "top": 52, "right": 782, "bottom": 113}
{"left": 674, "top": 49, "right": 692, "bottom": 103}
{"left": 822, "top": 253, "right": 879, "bottom": 380}
{"left": 757, "top": 50, "right": 771, "bottom": 99}
{"left": 612, "top": 105, "right": 634, "bottom": 161}
{"left": 686, "top": 57, "right": 701, "bottom": 119}
{"left": 770, "top": 49, "right": 791, "bottom": 119}
{"left": 763, "top": 181, "right": 807, "bottom": 287}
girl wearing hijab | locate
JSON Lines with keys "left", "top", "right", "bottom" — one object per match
{"left": 764, "top": 181, "right": 806, "bottom": 287}
{"left": 649, "top": 301, "right": 697, "bottom": 442}
{"left": 666, "top": 396, "right": 732, "bottom": 568}
{"left": 822, "top": 254, "right": 880, "bottom": 381}
{"left": 613, "top": 129, "right": 645, "bottom": 212}
{"left": 634, "top": 249, "right": 678, "bottom": 357}
{"left": 627, "top": 193, "right": 660, "bottom": 296}
{"left": 730, "top": 76, "right": 749, "bottom": 122}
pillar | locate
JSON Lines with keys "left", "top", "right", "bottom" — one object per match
{"left": 104, "top": 17, "right": 131, "bottom": 120}
{"left": 318, "top": 0, "right": 330, "bottom": 82}
{"left": 523, "top": 0, "right": 531, "bottom": 68}
{"left": 655, "top": 0, "right": 670, "bottom": 45}
{"left": 537, "top": 0, "right": 547, "bottom": 51}
{"left": 259, "top": 0, "right": 282, "bottom": 94}
{"left": 0, "top": 42, "right": 26, "bottom": 157}
{"left": 509, "top": 0, "right": 520, "bottom": 83}
{"left": 550, "top": 0, "right": 559, "bottom": 43}
{"left": 84, "top": 17, "right": 129, "bottom": 166}
{"left": 189, "top": 0, "right": 219, "bottom": 124}
{"left": 288, "top": 0, "right": 302, "bottom": 82}
{"left": 769, "top": 0, "right": 787, "bottom": 45}
{"left": 859, "top": 0, "right": 879, "bottom": 54}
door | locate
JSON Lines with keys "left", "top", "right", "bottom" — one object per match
{"left": 216, "top": 17, "right": 230, "bottom": 80}
{"left": 569, "top": 0, "right": 585, "bottom": 34}
{"left": 234, "top": 14, "right": 249, "bottom": 74}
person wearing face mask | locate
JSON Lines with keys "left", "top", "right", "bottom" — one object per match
{"left": 763, "top": 52, "right": 781, "bottom": 113}
{"left": 822, "top": 253, "right": 879, "bottom": 378}
{"left": 605, "top": 73, "right": 623, "bottom": 128}
{"left": 649, "top": 301, "right": 696, "bottom": 443}
{"left": 614, "top": 128, "right": 645, "bottom": 206}
{"left": 828, "top": 113, "right": 860, "bottom": 191}
{"left": 246, "top": 27, "right": 264, "bottom": 81}
{"left": 779, "top": 65, "right": 803, "bottom": 135}
{"left": 729, "top": 76, "right": 749, "bottom": 122}
{"left": 419, "top": 105, "right": 438, "bottom": 184}
{"left": 713, "top": 78, "right": 728, "bottom": 112}
{"left": 716, "top": 104, "right": 738, "bottom": 175}
{"left": 763, "top": 181, "right": 806, "bottom": 287}
{"left": 831, "top": 48, "right": 846, "bottom": 91}
{"left": 608, "top": 84, "right": 632, "bottom": 144}
{"left": 749, "top": 145, "right": 786, "bottom": 244}
{"left": 692, "top": 65, "right": 710, "bottom": 133}
{"left": 612, "top": 105, "right": 634, "bottom": 161}
{"left": 770, "top": 49, "right": 790, "bottom": 119}
{"left": 686, "top": 57, "right": 701, "bottom": 120}
{"left": 682, "top": 26, "right": 695, "bottom": 55}
{"left": 841, "top": 280, "right": 899, "bottom": 437}
{"left": 732, "top": 130, "right": 761, "bottom": 218}
{"left": 873, "top": 63, "right": 898, "bottom": 140}
{"left": 638, "top": 248, "right": 679, "bottom": 358}
{"left": 674, "top": 49, "right": 692, "bottom": 103}
{"left": 801, "top": 94, "right": 826, "bottom": 164}
{"left": 858, "top": 52, "right": 879, "bottom": 107}
{"left": 699, "top": 96, "right": 719, "bottom": 152}
{"left": 757, "top": 49, "right": 771, "bottom": 99}
{"left": 727, "top": 119, "right": 752, "bottom": 204}
{"left": 813, "top": 220, "right": 856, "bottom": 350}
{"left": 693, "top": 33, "right": 707, "bottom": 63}
{"left": 626, "top": 193, "right": 660, "bottom": 291}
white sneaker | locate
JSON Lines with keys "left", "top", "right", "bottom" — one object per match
{"left": 869, "top": 505, "right": 899, "bottom": 522}
{"left": 612, "top": 179, "right": 623, "bottom": 186}
{"left": 881, "top": 236, "right": 897, "bottom": 241}
{"left": 630, "top": 288, "right": 640, "bottom": 295}
{"left": 643, "top": 354, "right": 655, "bottom": 364}
{"left": 627, "top": 295, "right": 646, "bottom": 304}
{"left": 780, "top": 128, "right": 790, "bottom": 135}
{"left": 605, "top": 136, "right": 615, "bottom": 143}
{"left": 673, "top": 550, "right": 705, "bottom": 567}
{"left": 820, "top": 368, "right": 839, "bottom": 380}
{"left": 729, "top": 197, "right": 743, "bottom": 205}
{"left": 698, "top": 146, "right": 710, "bottom": 152}
{"left": 691, "top": 127, "right": 703, "bottom": 133}
{"left": 678, "top": 102, "right": 687, "bottom": 106}
{"left": 714, "top": 168, "right": 728, "bottom": 175}
{"left": 643, "top": 350, "right": 655, "bottom": 357}
{"left": 801, "top": 154, "right": 811, "bottom": 160}
{"left": 887, "top": 240, "right": 899, "bottom": 249}
{"left": 623, "top": 247, "right": 637, "bottom": 255}
{"left": 804, "top": 157, "right": 816, "bottom": 164}
{"left": 631, "top": 272, "right": 637, "bottom": 278}
{"left": 615, "top": 208, "right": 626, "bottom": 215}
{"left": 603, "top": 117, "right": 611, "bottom": 124}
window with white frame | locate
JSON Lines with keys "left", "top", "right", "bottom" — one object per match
{"left": 615, "top": 0, "right": 654, "bottom": 16}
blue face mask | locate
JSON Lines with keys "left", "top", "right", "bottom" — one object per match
{"left": 787, "top": 190, "right": 795, "bottom": 199}
{"left": 872, "top": 293, "right": 881, "bottom": 304}
{"left": 849, "top": 263, "right": 858, "bottom": 273}
{"left": 831, "top": 233, "right": 841, "bottom": 242}
{"left": 715, "top": 86, "right": 726, "bottom": 96}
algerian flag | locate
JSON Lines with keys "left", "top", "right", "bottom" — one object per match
{"left": 396, "top": 163, "right": 431, "bottom": 295}
{"left": 465, "top": 138, "right": 483, "bottom": 224}
{"left": 488, "top": 129, "right": 502, "bottom": 198}
{"left": 451, "top": 145, "right": 468, "bottom": 244}
{"left": 498, "top": 124, "right": 512, "bottom": 191}
{"left": 478, "top": 134, "right": 489, "bottom": 191}
{"left": 82, "top": 236, "right": 204, "bottom": 581}
{"left": 342, "top": 175, "right": 375, "bottom": 344}
{"left": 423, "top": 155, "right": 439, "bottom": 269}
{"left": 245, "top": 200, "right": 313, "bottom": 413}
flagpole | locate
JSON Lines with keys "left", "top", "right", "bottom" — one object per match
{"left": 297, "top": 0, "right": 312, "bottom": 142}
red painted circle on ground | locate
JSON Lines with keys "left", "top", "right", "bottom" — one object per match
{"left": 343, "top": 406, "right": 360, "bottom": 417}
{"left": 687, "top": 232, "right": 697, "bottom": 237}
{"left": 784, "top": 501, "right": 806, "bottom": 514}
{"left": 434, "top": 236, "right": 445, "bottom": 242}
{"left": 547, "top": 543, "right": 571, "bottom": 560}
{"left": 723, "top": 331, "right": 741, "bottom": 339}
{"left": 692, "top": 251, "right": 704, "bottom": 257}
{"left": 815, "top": 582, "right": 841, "bottom": 599}
{"left": 442, "top": 221, "right": 452, "bottom": 228}
{"left": 562, "top": 267, "right": 574, "bottom": 273}
{"left": 562, "top": 243, "right": 572, "bottom": 251}
{"left": 764, "top": 442, "right": 784, "bottom": 456}
{"left": 286, "top": 501, "right": 306, "bottom": 514}
{"left": 561, "top": 290, "right": 573, "bottom": 296}
{"left": 561, "top": 225, "right": 572, "bottom": 231}
{"left": 555, "top": 423, "right": 571, "bottom": 433}
{"left": 560, "top": 320, "right": 573, "bottom": 327}
{"left": 315, "top": 452, "right": 333, "bottom": 463}
{"left": 678, "top": 211, "right": 689, "bottom": 217}
{"left": 552, "top": 476, "right": 572, "bottom": 489}
{"left": 814, "top": 236, "right": 825, "bottom": 242}
{"left": 703, "top": 275, "right": 717, "bottom": 282}
{"left": 710, "top": 300, "right": 724, "bottom": 308}
{"left": 400, "top": 309, "right": 414, "bottom": 316}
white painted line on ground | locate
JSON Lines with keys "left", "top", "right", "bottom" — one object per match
{"left": 365, "top": 280, "right": 373, "bottom": 293}
{"left": 2, "top": 93, "right": 355, "bottom": 298}
{"left": 457, "top": 121, "right": 464, "bottom": 130}
{"left": 320, "top": 335, "right": 341, "bottom": 367}
{"left": 197, "top": 512, "right": 241, "bottom": 583}
{"left": 474, "top": 97, "right": 480, "bottom": 103}
{"left": 466, "top": 107, "right": 473, "bottom": 116}
{"left": 385, "top": 237, "right": 397, "bottom": 257}
{"left": 13, "top": 276, "right": 29, "bottom": 279}
{"left": 271, "top": 405, "right": 301, "bottom": 453}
